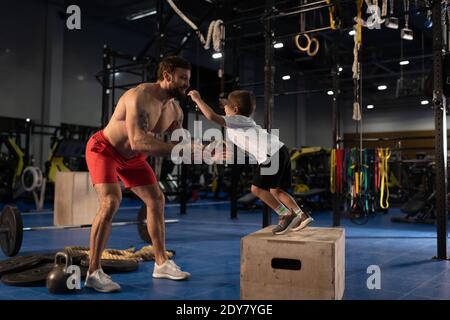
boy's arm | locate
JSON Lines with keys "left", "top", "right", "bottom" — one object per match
{"left": 188, "top": 90, "right": 226, "bottom": 127}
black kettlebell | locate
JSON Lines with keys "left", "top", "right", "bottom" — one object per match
{"left": 46, "top": 252, "right": 74, "bottom": 294}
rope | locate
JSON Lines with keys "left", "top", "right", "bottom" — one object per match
{"left": 378, "top": 148, "right": 391, "bottom": 209}
{"left": 64, "top": 246, "right": 174, "bottom": 262}
{"left": 352, "top": 0, "right": 363, "bottom": 122}
{"left": 166, "top": 0, "right": 224, "bottom": 52}
{"left": 353, "top": 0, "right": 363, "bottom": 80}
{"left": 325, "top": 0, "right": 339, "bottom": 30}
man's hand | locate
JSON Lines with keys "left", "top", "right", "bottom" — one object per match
{"left": 187, "top": 90, "right": 202, "bottom": 104}
{"left": 191, "top": 141, "right": 204, "bottom": 162}
{"left": 211, "top": 149, "right": 233, "bottom": 163}
{"left": 204, "top": 140, "right": 233, "bottom": 164}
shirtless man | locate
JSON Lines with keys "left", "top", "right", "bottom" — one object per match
{"left": 84, "top": 56, "right": 194, "bottom": 292}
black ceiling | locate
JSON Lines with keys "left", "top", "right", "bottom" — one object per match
{"left": 58, "top": 0, "right": 437, "bottom": 106}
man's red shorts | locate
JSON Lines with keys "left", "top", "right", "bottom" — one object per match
{"left": 85, "top": 131, "right": 157, "bottom": 188}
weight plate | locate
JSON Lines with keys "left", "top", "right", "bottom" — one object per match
{"left": 0, "top": 255, "right": 44, "bottom": 276}
{"left": 0, "top": 205, "right": 23, "bottom": 257}
{"left": 2, "top": 263, "right": 54, "bottom": 287}
{"left": 2, "top": 263, "right": 88, "bottom": 287}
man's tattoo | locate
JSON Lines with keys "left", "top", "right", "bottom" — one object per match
{"left": 138, "top": 110, "right": 149, "bottom": 132}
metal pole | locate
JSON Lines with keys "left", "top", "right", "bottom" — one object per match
{"left": 157, "top": 0, "right": 166, "bottom": 60}
{"left": 230, "top": 26, "right": 239, "bottom": 220}
{"left": 432, "top": 0, "right": 448, "bottom": 260}
{"left": 180, "top": 105, "right": 188, "bottom": 215}
{"left": 263, "top": 0, "right": 275, "bottom": 228}
{"left": 101, "top": 45, "right": 111, "bottom": 128}
{"left": 111, "top": 55, "right": 116, "bottom": 118}
{"left": 216, "top": 25, "right": 226, "bottom": 201}
{"left": 332, "top": 32, "right": 341, "bottom": 227}
{"left": 24, "top": 121, "right": 31, "bottom": 167}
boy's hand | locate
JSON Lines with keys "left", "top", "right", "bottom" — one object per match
{"left": 218, "top": 98, "right": 228, "bottom": 109}
{"left": 188, "top": 90, "right": 201, "bottom": 103}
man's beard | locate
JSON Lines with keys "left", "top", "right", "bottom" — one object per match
{"left": 166, "top": 86, "right": 187, "bottom": 100}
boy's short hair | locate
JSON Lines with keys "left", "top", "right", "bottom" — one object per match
{"left": 157, "top": 56, "right": 191, "bottom": 80}
{"left": 227, "top": 90, "right": 256, "bottom": 117}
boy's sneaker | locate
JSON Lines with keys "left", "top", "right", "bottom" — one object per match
{"left": 153, "top": 259, "right": 190, "bottom": 280}
{"left": 272, "top": 212, "right": 302, "bottom": 235}
{"left": 84, "top": 269, "right": 121, "bottom": 293}
{"left": 291, "top": 211, "right": 314, "bottom": 232}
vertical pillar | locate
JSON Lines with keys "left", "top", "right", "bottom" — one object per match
{"left": 40, "top": 2, "right": 64, "bottom": 167}
{"left": 263, "top": 0, "right": 274, "bottom": 228}
{"left": 432, "top": 0, "right": 448, "bottom": 260}
{"left": 332, "top": 31, "right": 341, "bottom": 227}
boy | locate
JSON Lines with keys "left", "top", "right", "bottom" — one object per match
{"left": 188, "top": 89, "right": 313, "bottom": 234}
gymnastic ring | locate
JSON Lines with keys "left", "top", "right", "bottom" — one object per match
{"left": 307, "top": 37, "right": 320, "bottom": 57}
{"left": 294, "top": 33, "right": 311, "bottom": 52}
{"left": 22, "top": 166, "right": 43, "bottom": 192}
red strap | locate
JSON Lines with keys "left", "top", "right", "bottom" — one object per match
{"left": 336, "top": 149, "right": 344, "bottom": 193}
{"left": 374, "top": 148, "right": 380, "bottom": 191}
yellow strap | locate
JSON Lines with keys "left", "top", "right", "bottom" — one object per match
{"left": 379, "top": 148, "right": 391, "bottom": 209}
{"left": 7, "top": 138, "right": 24, "bottom": 182}
{"left": 330, "top": 149, "right": 336, "bottom": 193}
{"left": 325, "top": 0, "right": 337, "bottom": 30}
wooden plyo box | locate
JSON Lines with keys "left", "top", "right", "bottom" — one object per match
{"left": 54, "top": 172, "right": 99, "bottom": 226}
{"left": 241, "top": 226, "right": 345, "bottom": 300}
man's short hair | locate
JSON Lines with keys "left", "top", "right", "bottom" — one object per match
{"left": 157, "top": 56, "right": 191, "bottom": 80}
{"left": 228, "top": 90, "right": 256, "bottom": 117}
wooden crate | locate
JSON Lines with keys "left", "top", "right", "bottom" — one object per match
{"left": 54, "top": 171, "right": 99, "bottom": 226}
{"left": 241, "top": 226, "right": 345, "bottom": 300}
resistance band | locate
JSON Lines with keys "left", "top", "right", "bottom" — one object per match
{"left": 378, "top": 148, "right": 391, "bottom": 209}
{"left": 330, "top": 149, "right": 336, "bottom": 193}
{"left": 336, "top": 149, "right": 344, "bottom": 193}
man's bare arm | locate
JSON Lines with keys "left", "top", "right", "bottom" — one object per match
{"left": 125, "top": 93, "right": 175, "bottom": 157}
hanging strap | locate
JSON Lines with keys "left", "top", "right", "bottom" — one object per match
{"left": 330, "top": 149, "right": 337, "bottom": 193}
{"left": 352, "top": 0, "right": 363, "bottom": 121}
{"left": 347, "top": 148, "right": 356, "bottom": 207}
{"left": 166, "top": 0, "right": 224, "bottom": 52}
{"left": 336, "top": 149, "right": 344, "bottom": 193}
{"left": 325, "top": 0, "right": 339, "bottom": 30}
{"left": 379, "top": 148, "right": 391, "bottom": 209}
{"left": 374, "top": 148, "right": 380, "bottom": 192}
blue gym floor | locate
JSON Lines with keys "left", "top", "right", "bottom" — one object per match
{"left": 1, "top": 199, "right": 450, "bottom": 300}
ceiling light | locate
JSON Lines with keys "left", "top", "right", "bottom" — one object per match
{"left": 274, "top": 42, "right": 284, "bottom": 49}
{"left": 126, "top": 9, "right": 157, "bottom": 21}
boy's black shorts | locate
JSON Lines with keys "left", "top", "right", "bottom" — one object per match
{"left": 252, "top": 145, "right": 291, "bottom": 191}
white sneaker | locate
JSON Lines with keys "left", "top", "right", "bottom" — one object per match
{"left": 153, "top": 259, "right": 190, "bottom": 280}
{"left": 84, "top": 269, "right": 121, "bottom": 293}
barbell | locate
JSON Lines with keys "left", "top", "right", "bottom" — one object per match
{"left": 0, "top": 204, "right": 179, "bottom": 257}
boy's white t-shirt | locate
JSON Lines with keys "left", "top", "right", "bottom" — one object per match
{"left": 223, "top": 115, "right": 283, "bottom": 164}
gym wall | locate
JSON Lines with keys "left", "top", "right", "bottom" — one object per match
{"left": 342, "top": 104, "right": 439, "bottom": 133}
{"left": 303, "top": 92, "right": 334, "bottom": 148}
{"left": 0, "top": 0, "right": 46, "bottom": 121}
